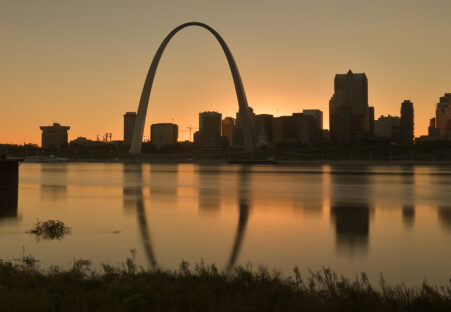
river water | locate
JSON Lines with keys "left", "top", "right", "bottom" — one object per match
{"left": 0, "top": 163, "right": 450, "bottom": 285}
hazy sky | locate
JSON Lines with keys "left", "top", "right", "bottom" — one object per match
{"left": 1, "top": 0, "right": 450, "bottom": 144}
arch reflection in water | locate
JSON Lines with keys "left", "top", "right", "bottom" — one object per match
{"left": 122, "top": 163, "right": 158, "bottom": 269}
{"left": 329, "top": 167, "right": 374, "bottom": 253}
{"left": 225, "top": 166, "right": 250, "bottom": 274}
{"left": 123, "top": 164, "right": 250, "bottom": 272}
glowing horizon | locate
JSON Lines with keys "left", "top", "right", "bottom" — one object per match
{"left": 1, "top": 1, "right": 450, "bottom": 145}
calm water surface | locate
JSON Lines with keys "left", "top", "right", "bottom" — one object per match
{"left": 1, "top": 163, "right": 450, "bottom": 285}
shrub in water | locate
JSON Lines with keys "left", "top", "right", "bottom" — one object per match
{"left": 27, "top": 219, "right": 70, "bottom": 240}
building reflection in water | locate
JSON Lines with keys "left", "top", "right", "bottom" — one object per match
{"left": 438, "top": 207, "right": 451, "bottom": 231}
{"left": 401, "top": 167, "right": 415, "bottom": 229}
{"left": 198, "top": 165, "right": 221, "bottom": 214}
{"left": 40, "top": 164, "right": 67, "bottom": 200}
{"left": 292, "top": 165, "right": 325, "bottom": 217}
{"left": 150, "top": 164, "right": 178, "bottom": 202}
{"left": 330, "top": 167, "right": 373, "bottom": 253}
{"left": 123, "top": 163, "right": 144, "bottom": 211}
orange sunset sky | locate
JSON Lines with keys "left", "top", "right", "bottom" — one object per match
{"left": 1, "top": 0, "right": 450, "bottom": 145}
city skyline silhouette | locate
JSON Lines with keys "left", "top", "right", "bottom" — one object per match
{"left": 1, "top": 1, "right": 450, "bottom": 144}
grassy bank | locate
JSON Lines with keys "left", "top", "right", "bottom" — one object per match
{"left": 0, "top": 255, "right": 450, "bottom": 312}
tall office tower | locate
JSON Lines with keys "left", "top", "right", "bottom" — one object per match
{"left": 199, "top": 111, "right": 222, "bottom": 149}
{"left": 233, "top": 106, "right": 256, "bottom": 146}
{"left": 428, "top": 117, "right": 440, "bottom": 136}
{"left": 150, "top": 123, "right": 178, "bottom": 148}
{"left": 400, "top": 100, "right": 414, "bottom": 145}
{"left": 303, "top": 109, "right": 323, "bottom": 143}
{"left": 123, "top": 112, "right": 137, "bottom": 146}
{"left": 221, "top": 117, "right": 235, "bottom": 146}
{"left": 254, "top": 114, "right": 273, "bottom": 144}
{"left": 368, "top": 106, "right": 375, "bottom": 137}
{"left": 329, "top": 70, "right": 369, "bottom": 144}
{"left": 435, "top": 93, "right": 451, "bottom": 136}
{"left": 40, "top": 123, "right": 70, "bottom": 148}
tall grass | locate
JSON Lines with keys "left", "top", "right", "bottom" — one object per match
{"left": 0, "top": 252, "right": 449, "bottom": 311}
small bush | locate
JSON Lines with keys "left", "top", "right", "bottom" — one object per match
{"left": 27, "top": 219, "right": 71, "bottom": 240}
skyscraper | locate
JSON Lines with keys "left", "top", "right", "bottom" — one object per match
{"left": 40, "top": 123, "right": 70, "bottom": 148}
{"left": 198, "top": 111, "right": 222, "bottom": 149}
{"left": 123, "top": 112, "right": 137, "bottom": 146}
{"left": 221, "top": 117, "right": 235, "bottom": 146}
{"left": 329, "top": 70, "right": 369, "bottom": 144}
{"left": 435, "top": 93, "right": 451, "bottom": 136}
{"left": 400, "top": 100, "right": 414, "bottom": 145}
{"left": 232, "top": 106, "right": 256, "bottom": 147}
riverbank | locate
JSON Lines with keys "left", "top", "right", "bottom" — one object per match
{"left": 0, "top": 256, "right": 449, "bottom": 311}
{"left": 21, "top": 157, "right": 451, "bottom": 166}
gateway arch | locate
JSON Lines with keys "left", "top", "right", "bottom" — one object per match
{"left": 130, "top": 22, "right": 254, "bottom": 154}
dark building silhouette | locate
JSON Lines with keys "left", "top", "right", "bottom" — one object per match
{"left": 123, "top": 112, "right": 137, "bottom": 146}
{"left": 254, "top": 114, "right": 273, "bottom": 144}
{"left": 428, "top": 118, "right": 440, "bottom": 137}
{"left": 435, "top": 93, "right": 451, "bottom": 136}
{"left": 368, "top": 106, "right": 375, "bottom": 137}
{"left": 303, "top": 109, "right": 323, "bottom": 143}
{"left": 374, "top": 115, "right": 401, "bottom": 143}
{"left": 221, "top": 117, "right": 235, "bottom": 146}
{"left": 272, "top": 113, "right": 317, "bottom": 144}
{"left": 40, "top": 123, "right": 70, "bottom": 148}
{"left": 329, "top": 70, "right": 369, "bottom": 144}
{"left": 197, "top": 112, "right": 222, "bottom": 149}
{"left": 293, "top": 113, "right": 316, "bottom": 144}
{"left": 273, "top": 116, "right": 299, "bottom": 144}
{"left": 400, "top": 100, "right": 414, "bottom": 145}
{"left": 150, "top": 123, "right": 178, "bottom": 148}
{"left": 70, "top": 137, "right": 96, "bottom": 146}
{"left": 233, "top": 107, "right": 255, "bottom": 147}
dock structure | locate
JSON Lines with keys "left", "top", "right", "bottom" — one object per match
{"left": 0, "top": 159, "right": 21, "bottom": 219}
